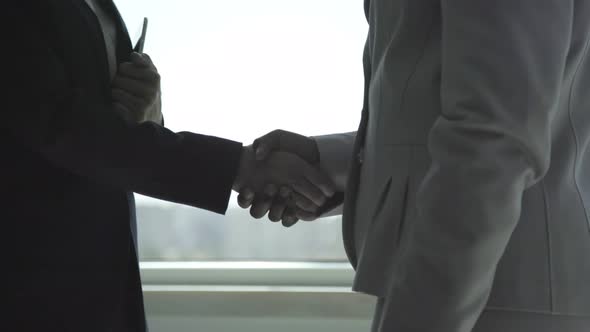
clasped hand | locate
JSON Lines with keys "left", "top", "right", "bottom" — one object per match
{"left": 111, "top": 52, "right": 163, "bottom": 124}
{"left": 233, "top": 130, "right": 337, "bottom": 227}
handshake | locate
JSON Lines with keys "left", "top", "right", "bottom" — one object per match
{"left": 232, "top": 130, "right": 339, "bottom": 227}
{"left": 106, "top": 52, "right": 339, "bottom": 226}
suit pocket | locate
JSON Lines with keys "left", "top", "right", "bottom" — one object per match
{"left": 368, "top": 174, "right": 410, "bottom": 252}
{"left": 396, "top": 179, "right": 409, "bottom": 244}
{"left": 370, "top": 177, "right": 393, "bottom": 222}
{"left": 352, "top": 146, "right": 413, "bottom": 296}
{"left": 369, "top": 176, "right": 410, "bottom": 245}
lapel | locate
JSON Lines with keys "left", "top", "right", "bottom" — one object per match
{"left": 342, "top": 108, "right": 368, "bottom": 269}
{"left": 69, "top": 0, "right": 111, "bottom": 94}
{"left": 68, "top": 0, "right": 133, "bottom": 95}
{"left": 341, "top": 3, "right": 373, "bottom": 267}
{"left": 101, "top": 0, "right": 133, "bottom": 63}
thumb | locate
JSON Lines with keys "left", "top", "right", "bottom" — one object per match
{"left": 253, "top": 129, "right": 316, "bottom": 162}
{"left": 130, "top": 52, "right": 150, "bottom": 67}
{"left": 255, "top": 142, "right": 270, "bottom": 161}
{"left": 253, "top": 130, "right": 282, "bottom": 161}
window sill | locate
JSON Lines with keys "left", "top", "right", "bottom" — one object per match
{"left": 140, "top": 262, "right": 375, "bottom": 319}
{"left": 140, "top": 261, "right": 355, "bottom": 288}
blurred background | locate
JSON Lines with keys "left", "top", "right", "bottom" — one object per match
{"left": 114, "top": 1, "right": 374, "bottom": 331}
{"left": 115, "top": 0, "right": 367, "bottom": 263}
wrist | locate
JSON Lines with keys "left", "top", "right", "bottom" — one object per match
{"left": 233, "top": 146, "right": 255, "bottom": 192}
{"left": 309, "top": 137, "right": 320, "bottom": 165}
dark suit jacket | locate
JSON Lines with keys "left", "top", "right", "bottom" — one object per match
{"left": 3, "top": 1, "right": 242, "bottom": 331}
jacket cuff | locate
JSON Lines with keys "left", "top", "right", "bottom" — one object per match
{"left": 313, "top": 132, "right": 357, "bottom": 192}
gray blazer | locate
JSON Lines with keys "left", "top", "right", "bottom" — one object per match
{"left": 315, "top": 0, "right": 590, "bottom": 330}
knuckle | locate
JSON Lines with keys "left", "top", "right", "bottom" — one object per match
{"left": 271, "top": 129, "right": 284, "bottom": 138}
{"left": 120, "top": 63, "right": 133, "bottom": 72}
{"left": 286, "top": 218, "right": 299, "bottom": 227}
{"left": 237, "top": 194, "right": 247, "bottom": 203}
{"left": 299, "top": 199, "right": 313, "bottom": 210}
{"left": 315, "top": 198, "right": 326, "bottom": 207}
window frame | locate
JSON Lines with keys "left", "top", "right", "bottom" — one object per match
{"left": 140, "top": 261, "right": 355, "bottom": 288}
{"left": 140, "top": 262, "right": 375, "bottom": 323}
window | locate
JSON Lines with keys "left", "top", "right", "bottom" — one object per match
{"left": 116, "top": 0, "right": 368, "bottom": 262}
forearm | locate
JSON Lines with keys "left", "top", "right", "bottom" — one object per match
{"left": 15, "top": 102, "right": 242, "bottom": 214}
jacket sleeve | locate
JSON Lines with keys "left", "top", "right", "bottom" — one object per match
{"left": 378, "top": 1, "right": 572, "bottom": 331}
{"left": 5, "top": 4, "right": 242, "bottom": 214}
{"left": 313, "top": 132, "right": 357, "bottom": 192}
{"left": 313, "top": 132, "right": 357, "bottom": 217}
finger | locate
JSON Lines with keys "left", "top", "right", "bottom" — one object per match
{"left": 282, "top": 208, "right": 299, "bottom": 227}
{"left": 268, "top": 196, "right": 288, "bottom": 222}
{"left": 292, "top": 178, "right": 327, "bottom": 207}
{"left": 269, "top": 186, "right": 293, "bottom": 221}
{"left": 142, "top": 53, "right": 153, "bottom": 62}
{"left": 118, "top": 62, "right": 160, "bottom": 82}
{"left": 303, "top": 164, "right": 336, "bottom": 198}
{"left": 112, "top": 76, "right": 156, "bottom": 100}
{"left": 295, "top": 209, "right": 319, "bottom": 222}
{"left": 264, "top": 183, "right": 279, "bottom": 197}
{"left": 237, "top": 188, "right": 255, "bottom": 209}
{"left": 112, "top": 102, "right": 134, "bottom": 122}
{"left": 141, "top": 53, "right": 156, "bottom": 68}
{"left": 278, "top": 132, "right": 319, "bottom": 163}
{"left": 264, "top": 184, "right": 283, "bottom": 221}
{"left": 130, "top": 52, "right": 154, "bottom": 68}
{"left": 112, "top": 88, "right": 147, "bottom": 112}
{"left": 279, "top": 186, "right": 292, "bottom": 199}
{"left": 290, "top": 191, "right": 320, "bottom": 213}
{"left": 249, "top": 194, "right": 273, "bottom": 219}
{"left": 112, "top": 102, "right": 131, "bottom": 114}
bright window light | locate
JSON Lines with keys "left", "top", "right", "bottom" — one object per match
{"left": 115, "top": 0, "right": 368, "bottom": 262}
